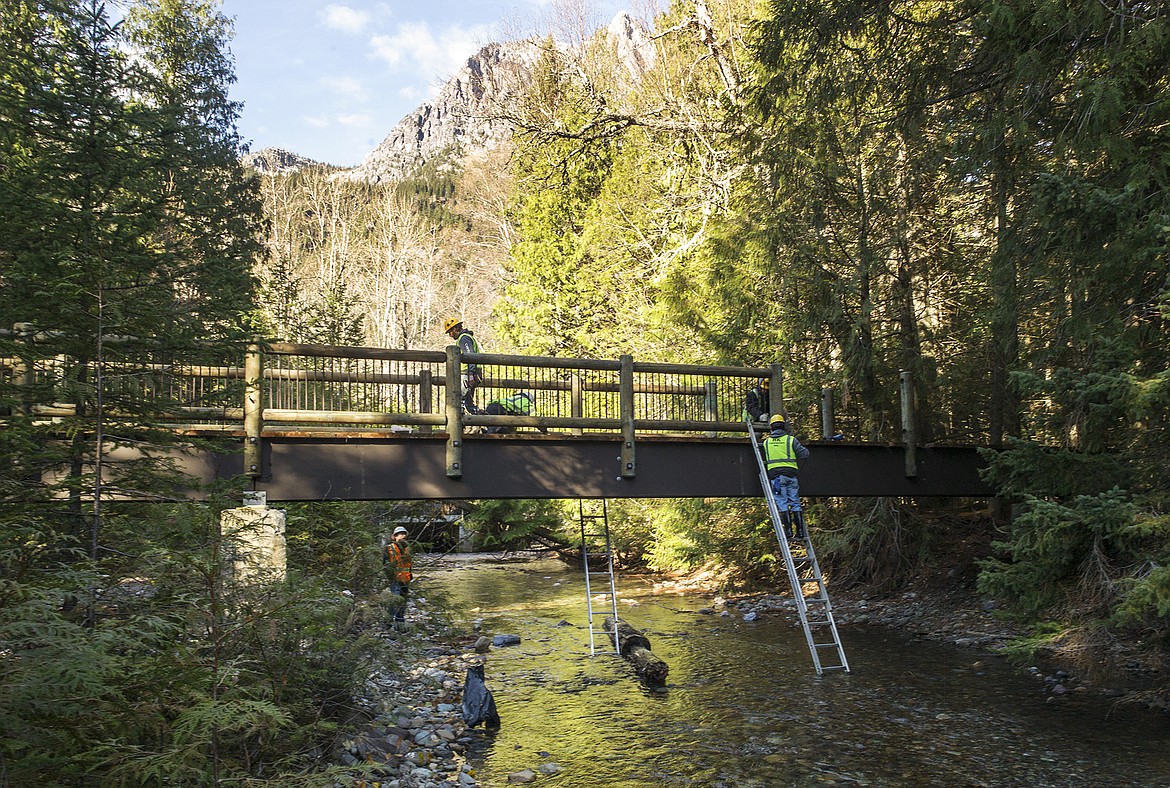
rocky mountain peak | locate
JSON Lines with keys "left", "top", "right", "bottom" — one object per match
{"left": 243, "top": 147, "right": 323, "bottom": 174}
{"left": 342, "top": 11, "right": 654, "bottom": 185}
{"left": 607, "top": 12, "right": 656, "bottom": 80}
{"left": 341, "top": 40, "right": 540, "bottom": 185}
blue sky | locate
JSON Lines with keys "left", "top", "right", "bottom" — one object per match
{"left": 225, "top": 0, "right": 624, "bottom": 167}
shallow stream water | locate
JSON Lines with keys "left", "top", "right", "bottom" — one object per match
{"left": 419, "top": 556, "right": 1170, "bottom": 787}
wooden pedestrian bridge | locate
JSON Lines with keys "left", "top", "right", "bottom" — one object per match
{"left": 4, "top": 335, "right": 993, "bottom": 502}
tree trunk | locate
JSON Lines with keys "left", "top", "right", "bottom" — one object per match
{"left": 603, "top": 617, "right": 669, "bottom": 685}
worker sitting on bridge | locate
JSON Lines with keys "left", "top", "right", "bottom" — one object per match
{"left": 743, "top": 377, "right": 770, "bottom": 426}
{"left": 444, "top": 317, "right": 484, "bottom": 414}
{"left": 483, "top": 391, "right": 537, "bottom": 434}
{"left": 762, "top": 413, "right": 810, "bottom": 539}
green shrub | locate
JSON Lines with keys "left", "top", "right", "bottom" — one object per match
{"left": 977, "top": 488, "right": 1137, "bottom": 619}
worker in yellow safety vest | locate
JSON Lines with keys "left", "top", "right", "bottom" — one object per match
{"left": 762, "top": 414, "right": 810, "bottom": 539}
{"left": 483, "top": 391, "right": 534, "bottom": 434}
{"left": 444, "top": 317, "right": 483, "bottom": 413}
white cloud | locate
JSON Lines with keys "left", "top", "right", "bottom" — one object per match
{"left": 302, "top": 114, "right": 330, "bottom": 129}
{"left": 370, "top": 21, "right": 492, "bottom": 81}
{"left": 337, "top": 113, "right": 372, "bottom": 127}
{"left": 320, "top": 75, "right": 369, "bottom": 102}
{"left": 321, "top": 4, "right": 370, "bottom": 34}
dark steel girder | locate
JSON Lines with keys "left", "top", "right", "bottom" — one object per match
{"left": 179, "top": 435, "right": 993, "bottom": 501}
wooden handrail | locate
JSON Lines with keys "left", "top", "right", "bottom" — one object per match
{"left": 7, "top": 328, "right": 816, "bottom": 481}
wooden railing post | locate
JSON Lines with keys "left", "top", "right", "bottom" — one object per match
{"left": 446, "top": 345, "right": 464, "bottom": 478}
{"left": 243, "top": 341, "right": 263, "bottom": 479}
{"left": 703, "top": 380, "right": 718, "bottom": 437}
{"left": 768, "top": 363, "right": 785, "bottom": 421}
{"left": 619, "top": 354, "right": 635, "bottom": 478}
{"left": 419, "top": 368, "right": 433, "bottom": 435}
{"left": 571, "top": 373, "right": 583, "bottom": 436}
{"left": 821, "top": 387, "right": 835, "bottom": 439}
{"left": 12, "top": 323, "right": 33, "bottom": 416}
{"left": 900, "top": 370, "right": 918, "bottom": 477}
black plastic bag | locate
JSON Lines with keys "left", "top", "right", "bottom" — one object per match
{"left": 461, "top": 663, "right": 500, "bottom": 729}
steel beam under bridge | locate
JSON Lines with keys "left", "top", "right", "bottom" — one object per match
{"left": 184, "top": 435, "right": 993, "bottom": 501}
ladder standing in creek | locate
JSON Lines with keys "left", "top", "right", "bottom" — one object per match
{"left": 578, "top": 498, "right": 621, "bottom": 656}
{"left": 747, "top": 420, "right": 850, "bottom": 675}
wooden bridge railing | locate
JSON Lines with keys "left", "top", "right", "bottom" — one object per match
{"left": 2, "top": 330, "right": 792, "bottom": 480}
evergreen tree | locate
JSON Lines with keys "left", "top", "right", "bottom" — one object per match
{"left": 0, "top": 2, "right": 354, "bottom": 782}
{"left": 122, "top": 0, "right": 264, "bottom": 341}
{"left": 495, "top": 41, "right": 617, "bottom": 356}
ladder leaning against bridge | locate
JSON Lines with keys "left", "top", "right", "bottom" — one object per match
{"left": 578, "top": 498, "right": 621, "bottom": 656}
{"left": 747, "top": 422, "right": 850, "bottom": 675}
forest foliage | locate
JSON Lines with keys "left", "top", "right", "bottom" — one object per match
{"left": 251, "top": 0, "right": 1169, "bottom": 665}
{"left": 2, "top": 0, "right": 1170, "bottom": 782}
{"left": 0, "top": 1, "right": 399, "bottom": 783}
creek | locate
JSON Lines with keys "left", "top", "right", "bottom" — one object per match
{"left": 419, "top": 555, "right": 1170, "bottom": 787}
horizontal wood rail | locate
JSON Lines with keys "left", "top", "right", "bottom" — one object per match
{"left": 3, "top": 333, "right": 788, "bottom": 482}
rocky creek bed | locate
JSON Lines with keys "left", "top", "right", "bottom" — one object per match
{"left": 330, "top": 596, "right": 558, "bottom": 788}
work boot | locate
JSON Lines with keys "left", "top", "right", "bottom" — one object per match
{"left": 779, "top": 511, "right": 794, "bottom": 540}
{"left": 792, "top": 511, "right": 807, "bottom": 539}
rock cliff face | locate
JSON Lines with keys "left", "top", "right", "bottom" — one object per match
{"left": 345, "top": 13, "right": 655, "bottom": 185}
{"left": 243, "top": 147, "right": 324, "bottom": 174}
{"left": 252, "top": 13, "right": 655, "bottom": 184}
{"left": 342, "top": 41, "right": 540, "bottom": 185}
{"left": 607, "top": 11, "right": 656, "bottom": 82}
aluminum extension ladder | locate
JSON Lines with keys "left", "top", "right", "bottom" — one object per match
{"left": 578, "top": 498, "right": 621, "bottom": 656}
{"left": 747, "top": 423, "right": 850, "bottom": 675}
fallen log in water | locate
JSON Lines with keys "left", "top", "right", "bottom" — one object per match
{"left": 603, "top": 616, "right": 669, "bottom": 685}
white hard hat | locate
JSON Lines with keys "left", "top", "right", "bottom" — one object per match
{"left": 393, "top": 526, "right": 409, "bottom": 536}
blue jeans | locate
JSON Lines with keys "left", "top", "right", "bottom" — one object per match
{"left": 771, "top": 475, "right": 802, "bottom": 512}
{"left": 389, "top": 581, "right": 409, "bottom": 623}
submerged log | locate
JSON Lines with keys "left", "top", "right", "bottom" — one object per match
{"left": 603, "top": 616, "right": 669, "bottom": 685}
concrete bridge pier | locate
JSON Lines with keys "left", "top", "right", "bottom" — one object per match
{"left": 221, "top": 493, "right": 287, "bottom": 583}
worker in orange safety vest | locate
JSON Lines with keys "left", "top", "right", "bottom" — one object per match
{"left": 384, "top": 526, "right": 413, "bottom": 630}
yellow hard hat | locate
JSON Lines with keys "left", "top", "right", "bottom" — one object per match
{"left": 768, "top": 414, "right": 786, "bottom": 428}
{"left": 443, "top": 317, "right": 463, "bottom": 333}
{"left": 758, "top": 377, "right": 770, "bottom": 390}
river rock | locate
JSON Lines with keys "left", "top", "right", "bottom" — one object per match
{"left": 405, "top": 748, "right": 431, "bottom": 765}
{"left": 493, "top": 633, "right": 522, "bottom": 646}
{"left": 538, "top": 762, "right": 564, "bottom": 774}
{"left": 507, "top": 769, "right": 537, "bottom": 783}
{"left": 474, "top": 636, "right": 492, "bottom": 652}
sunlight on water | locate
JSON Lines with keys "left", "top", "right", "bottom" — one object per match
{"left": 422, "top": 557, "right": 1170, "bottom": 788}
